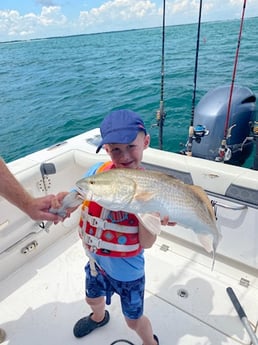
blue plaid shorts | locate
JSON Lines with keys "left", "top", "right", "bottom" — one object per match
{"left": 85, "top": 262, "right": 145, "bottom": 319}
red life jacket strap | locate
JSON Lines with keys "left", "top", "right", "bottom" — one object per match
{"left": 84, "top": 234, "right": 140, "bottom": 253}
{"left": 87, "top": 214, "right": 138, "bottom": 233}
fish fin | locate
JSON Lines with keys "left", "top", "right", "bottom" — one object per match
{"left": 197, "top": 233, "right": 219, "bottom": 271}
{"left": 134, "top": 191, "right": 155, "bottom": 202}
{"left": 197, "top": 233, "right": 213, "bottom": 253}
{"left": 137, "top": 213, "right": 161, "bottom": 235}
{"left": 211, "top": 243, "right": 216, "bottom": 271}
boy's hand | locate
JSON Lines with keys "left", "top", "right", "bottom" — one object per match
{"left": 51, "top": 192, "right": 68, "bottom": 208}
{"left": 160, "top": 215, "right": 177, "bottom": 226}
{"left": 50, "top": 191, "right": 82, "bottom": 219}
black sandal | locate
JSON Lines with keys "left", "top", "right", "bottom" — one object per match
{"left": 154, "top": 334, "right": 159, "bottom": 345}
{"left": 73, "top": 310, "right": 110, "bottom": 338}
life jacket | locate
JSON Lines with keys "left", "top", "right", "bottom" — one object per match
{"left": 79, "top": 161, "right": 142, "bottom": 257}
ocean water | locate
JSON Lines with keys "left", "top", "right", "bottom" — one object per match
{"left": 0, "top": 17, "right": 257, "bottom": 165}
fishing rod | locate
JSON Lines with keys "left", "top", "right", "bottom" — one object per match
{"left": 216, "top": 0, "right": 247, "bottom": 162}
{"left": 156, "top": 0, "right": 166, "bottom": 150}
{"left": 186, "top": 0, "right": 203, "bottom": 156}
{"left": 226, "top": 287, "right": 258, "bottom": 345}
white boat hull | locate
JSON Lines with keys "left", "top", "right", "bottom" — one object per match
{"left": 0, "top": 128, "right": 257, "bottom": 345}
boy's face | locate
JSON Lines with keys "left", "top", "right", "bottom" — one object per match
{"left": 104, "top": 132, "right": 150, "bottom": 169}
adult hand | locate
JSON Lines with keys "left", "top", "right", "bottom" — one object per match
{"left": 25, "top": 195, "right": 63, "bottom": 223}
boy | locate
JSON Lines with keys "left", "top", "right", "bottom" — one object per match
{"left": 55, "top": 109, "right": 161, "bottom": 345}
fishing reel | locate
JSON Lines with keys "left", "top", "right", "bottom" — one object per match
{"left": 155, "top": 109, "right": 166, "bottom": 127}
{"left": 192, "top": 124, "right": 209, "bottom": 143}
{"left": 252, "top": 121, "right": 258, "bottom": 137}
{"left": 215, "top": 143, "right": 232, "bottom": 162}
{"left": 215, "top": 122, "right": 256, "bottom": 163}
{"left": 183, "top": 124, "right": 209, "bottom": 156}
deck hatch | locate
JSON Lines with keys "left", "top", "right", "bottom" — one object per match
{"left": 142, "top": 163, "right": 193, "bottom": 184}
{"left": 226, "top": 184, "right": 258, "bottom": 207}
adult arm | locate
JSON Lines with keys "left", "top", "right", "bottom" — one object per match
{"left": 0, "top": 158, "right": 60, "bottom": 221}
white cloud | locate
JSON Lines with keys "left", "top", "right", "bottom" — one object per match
{"left": 0, "top": 0, "right": 257, "bottom": 42}
{"left": 78, "top": 0, "right": 255, "bottom": 33}
{"left": 79, "top": 0, "right": 158, "bottom": 31}
{"left": 40, "top": 6, "right": 67, "bottom": 25}
{"left": 0, "top": 6, "right": 67, "bottom": 41}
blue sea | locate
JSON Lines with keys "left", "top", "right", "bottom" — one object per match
{"left": 0, "top": 17, "right": 257, "bottom": 166}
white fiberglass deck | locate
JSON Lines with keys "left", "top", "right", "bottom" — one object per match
{"left": 1, "top": 228, "right": 257, "bottom": 345}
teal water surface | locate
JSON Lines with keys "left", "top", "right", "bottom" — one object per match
{"left": 0, "top": 17, "right": 257, "bottom": 164}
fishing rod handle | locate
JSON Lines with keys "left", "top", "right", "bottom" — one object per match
{"left": 226, "top": 287, "right": 246, "bottom": 319}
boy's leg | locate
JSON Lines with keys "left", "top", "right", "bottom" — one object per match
{"left": 73, "top": 296, "right": 110, "bottom": 337}
{"left": 125, "top": 315, "right": 158, "bottom": 345}
{"left": 73, "top": 263, "right": 110, "bottom": 338}
{"left": 108, "top": 274, "right": 158, "bottom": 345}
{"left": 85, "top": 296, "right": 106, "bottom": 322}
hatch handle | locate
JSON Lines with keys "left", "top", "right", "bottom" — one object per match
{"left": 211, "top": 200, "right": 247, "bottom": 211}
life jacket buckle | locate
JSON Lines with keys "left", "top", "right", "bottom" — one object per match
{"left": 86, "top": 235, "right": 102, "bottom": 249}
{"left": 89, "top": 216, "right": 108, "bottom": 229}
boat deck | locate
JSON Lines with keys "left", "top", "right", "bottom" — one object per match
{"left": 0, "top": 227, "right": 258, "bottom": 345}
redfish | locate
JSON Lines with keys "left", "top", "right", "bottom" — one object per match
{"left": 76, "top": 169, "right": 221, "bottom": 268}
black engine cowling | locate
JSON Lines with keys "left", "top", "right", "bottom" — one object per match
{"left": 191, "top": 85, "right": 256, "bottom": 166}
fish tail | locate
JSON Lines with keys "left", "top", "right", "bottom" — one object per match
{"left": 211, "top": 250, "right": 215, "bottom": 271}
{"left": 197, "top": 232, "right": 218, "bottom": 271}
{"left": 197, "top": 233, "right": 213, "bottom": 253}
{"left": 211, "top": 241, "right": 217, "bottom": 271}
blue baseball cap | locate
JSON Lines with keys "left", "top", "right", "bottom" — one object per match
{"left": 96, "top": 109, "right": 147, "bottom": 153}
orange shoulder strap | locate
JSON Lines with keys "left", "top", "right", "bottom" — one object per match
{"left": 96, "top": 161, "right": 114, "bottom": 173}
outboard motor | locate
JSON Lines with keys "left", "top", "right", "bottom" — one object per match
{"left": 191, "top": 85, "right": 256, "bottom": 166}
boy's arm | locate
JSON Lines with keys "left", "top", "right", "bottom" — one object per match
{"left": 137, "top": 213, "right": 177, "bottom": 248}
{"left": 137, "top": 213, "right": 161, "bottom": 248}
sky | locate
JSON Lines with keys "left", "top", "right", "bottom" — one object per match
{"left": 0, "top": 0, "right": 257, "bottom": 42}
